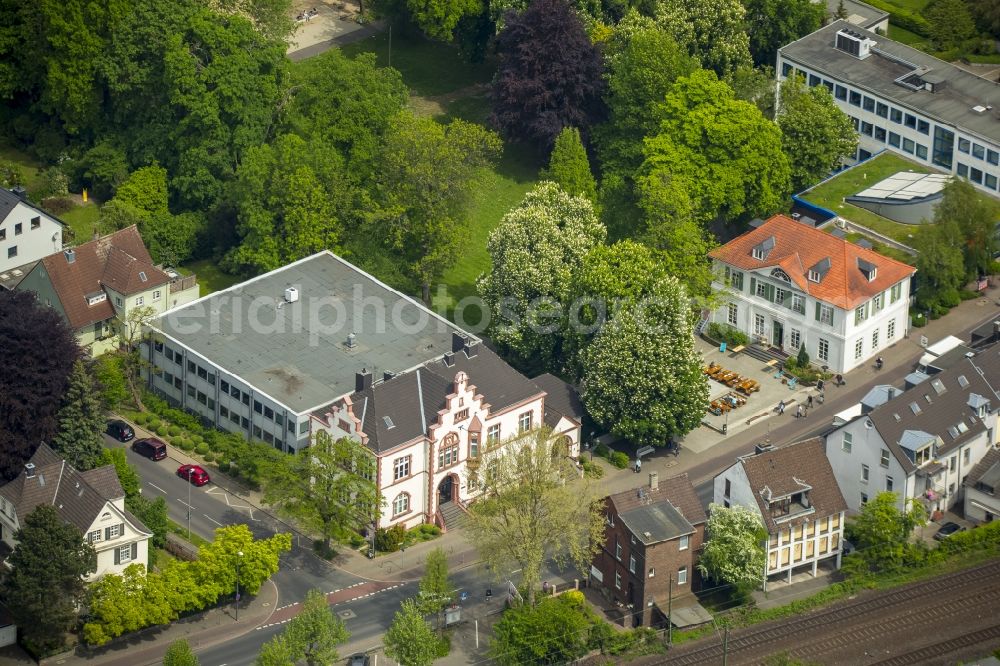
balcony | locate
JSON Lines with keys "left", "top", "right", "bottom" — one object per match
{"left": 170, "top": 274, "right": 197, "bottom": 294}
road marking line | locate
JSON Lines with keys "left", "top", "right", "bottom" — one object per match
{"left": 204, "top": 514, "right": 224, "bottom": 526}
{"left": 178, "top": 500, "right": 195, "bottom": 509}
{"left": 148, "top": 483, "right": 167, "bottom": 494}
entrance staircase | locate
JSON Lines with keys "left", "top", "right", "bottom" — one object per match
{"left": 743, "top": 343, "right": 790, "bottom": 366}
{"left": 439, "top": 501, "right": 469, "bottom": 531}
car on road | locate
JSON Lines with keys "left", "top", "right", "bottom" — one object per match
{"left": 106, "top": 419, "right": 135, "bottom": 442}
{"left": 132, "top": 437, "right": 168, "bottom": 461}
{"left": 347, "top": 655, "right": 370, "bottom": 666}
{"left": 934, "top": 522, "right": 966, "bottom": 540}
{"left": 177, "top": 464, "right": 211, "bottom": 487}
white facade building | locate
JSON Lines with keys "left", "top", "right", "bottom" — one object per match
{"left": 713, "top": 438, "right": 848, "bottom": 590}
{"left": 0, "top": 444, "right": 151, "bottom": 580}
{"left": 825, "top": 351, "right": 1000, "bottom": 516}
{"left": 0, "top": 187, "right": 64, "bottom": 278}
{"left": 709, "top": 214, "right": 915, "bottom": 374}
{"left": 964, "top": 448, "right": 1000, "bottom": 523}
{"left": 778, "top": 20, "right": 1000, "bottom": 198}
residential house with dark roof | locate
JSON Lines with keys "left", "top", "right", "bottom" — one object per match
{"left": 778, "top": 20, "right": 1000, "bottom": 197}
{"left": 16, "top": 226, "right": 199, "bottom": 356}
{"left": 824, "top": 346, "right": 1000, "bottom": 517}
{"left": 709, "top": 214, "right": 915, "bottom": 373}
{"left": 0, "top": 444, "right": 151, "bottom": 580}
{"left": 593, "top": 473, "right": 707, "bottom": 627}
{"left": 144, "top": 251, "right": 581, "bottom": 529}
{"left": 713, "top": 438, "right": 848, "bottom": 590}
{"left": 964, "top": 447, "right": 1000, "bottom": 523}
{"left": 0, "top": 186, "right": 65, "bottom": 281}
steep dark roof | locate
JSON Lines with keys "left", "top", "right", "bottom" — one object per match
{"left": 352, "top": 369, "right": 451, "bottom": 453}
{"left": 423, "top": 345, "right": 542, "bottom": 414}
{"left": 965, "top": 447, "right": 1000, "bottom": 490}
{"left": 739, "top": 438, "right": 847, "bottom": 533}
{"left": 0, "top": 443, "right": 141, "bottom": 535}
{"left": 33, "top": 226, "right": 168, "bottom": 330}
{"left": 620, "top": 501, "right": 695, "bottom": 546}
{"left": 868, "top": 356, "right": 997, "bottom": 471}
{"left": 608, "top": 473, "right": 707, "bottom": 533}
{"left": 532, "top": 373, "right": 585, "bottom": 428}
{"left": 0, "top": 188, "right": 66, "bottom": 227}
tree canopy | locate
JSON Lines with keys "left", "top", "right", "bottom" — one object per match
{"left": 932, "top": 178, "right": 999, "bottom": 280}
{"left": 776, "top": 75, "right": 858, "bottom": 192}
{"left": 0, "top": 291, "right": 79, "bottom": 480}
{"left": 491, "top": 0, "right": 606, "bottom": 151}
{"left": 257, "top": 589, "right": 349, "bottom": 666}
{"left": 465, "top": 429, "right": 605, "bottom": 606}
{"left": 654, "top": 0, "right": 752, "bottom": 77}
{"left": 51, "top": 360, "right": 106, "bottom": 471}
{"left": 478, "top": 182, "right": 606, "bottom": 370}
{"left": 741, "top": 0, "right": 824, "bottom": 66}
{"left": 491, "top": 592, "right": 597, "bottom": 665}
{"left": 541, "top": 127, "right": 597, "bottom": 203}
{"left": 847, "top": 491, "right": 927, "bottom": 573}
{"left": 3, "top": 505, "right": 97, "bottom": 652}
{"left": 639, "top": 70, "right": 790, "bottom": 226}
{"left": 697, "top": 504, "right": 766, "bottom": 593}
{"left": 384, "top": 598, "right": 446, "bottom": 666}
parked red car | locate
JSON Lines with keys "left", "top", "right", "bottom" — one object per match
{"left": 177, "top": 464, "right": 210, "bottom": 487}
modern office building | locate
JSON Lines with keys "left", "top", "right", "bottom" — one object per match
{"left": 778, "top": 20, "right": 1000, "bottom": 198}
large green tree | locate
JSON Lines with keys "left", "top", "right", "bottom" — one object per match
{"left": 477, "top": 182, "right": 606, "bottom": 370}
{"left": 417, "top": 547, "right": 454, "bottom": 621}
{"left": 741, "top": 0, "right": 824, "bottom": 66}
{"left": 0, "top": 291, "right": 79, "bottom": 480}
{"left": 51, "top": 360, "right": 106, "bottom": 471}
{"left": 491, "top": 0, "right": 606, "bottom": 151}
{"left": 491, "top": 593, "right": 596, "bottom": 665}
{"left": 83, "top": 563, "right": 174, "bottom": 646}
{"left": 697, "top": 504, "right": 767, "bottom": 594}
{"left": 932, "top": 178, "right": 998, "bottom": 279}
{"left": 384, "top": 599, "right": 445, "bottom": 666}
{"left": 540, "top": 127, "right": 597, "bottom": 203}
{"left": 406, "top": 0, "right": 483, "bottom": 41}
{"left": 913, "top": 221, "right": 966, "bottom": 308}
{"left": 257, "top": 589, "right": 349, "bottom": 666}
{"left": 164, "top": 639, "right": 200, "bottom": 666}
{"left": 776, "top": 75, "right": 857, "bottom": 191}
{"left": 376, "top": 112, "right": 501, "bottom": 302}
{"left": 923, "top": 0, "right": 976, "bottom": 50}
{"left": 654, "top": 0, "right": 752, "bottom": 76}
{"left": 581, "top": 277, "right": 708, "bottom": 446}
{"left": 638, "top": 70, "right": 791, "bottom": 225}
{"left": 465, "top": 429, "right": 605, "bottom": 606}
{"left": 848, "top": 491, "right": 927, "bottom": 573}
{"left": 262, "top": 432, "right": 379, "bottom": 554}
{"left": 2, "top": 505, "right": 97, "bottom": 652}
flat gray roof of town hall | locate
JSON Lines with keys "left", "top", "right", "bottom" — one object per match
{"left": 151, "top": 251, "right": 474, "bottom": 414}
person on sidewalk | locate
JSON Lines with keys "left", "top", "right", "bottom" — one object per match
{"left": 634, "top": 458, "right": 642, "bottom": 474}
{"left": 778, "top": 400, "right": 785, "bottom": 415}
{"left": 807, "top": 395, "right": 814, "bottom": 409}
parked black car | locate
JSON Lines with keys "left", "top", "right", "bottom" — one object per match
{"left": 132, "top": 437, "right": 168, "bottom": 461}
{"left": 934, "top": 522, "right": 966, "bottom": 540}
{"left": 106, "top": 419, "right": 135, "bottom": 442}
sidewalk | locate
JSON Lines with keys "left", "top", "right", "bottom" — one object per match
{"left": 41, "top": 580, "right": 279, "bottom": 666}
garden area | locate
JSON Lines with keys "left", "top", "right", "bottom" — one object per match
{"left": 866, "top": 0, "right": 1000, "bottom": 63}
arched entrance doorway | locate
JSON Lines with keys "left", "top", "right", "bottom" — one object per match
{"left": 438, "top": 475, "right": 456, "bottom": 506}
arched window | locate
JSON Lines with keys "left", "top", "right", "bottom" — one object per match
{"left": 770, "top": 268, "right": 792, "bottom": 283}
{"left": 443, "top": 432, "right": 459, "bottom": 447}
{"left": 392, "top": 492, "right": 410, "bottom": 516}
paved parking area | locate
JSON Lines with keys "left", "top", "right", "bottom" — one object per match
{"left": 286, "top": 0, "right": 376, "bottom": 59}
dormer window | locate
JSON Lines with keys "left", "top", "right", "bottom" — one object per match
{"left": 808, "top": 257, "right": 831, "bottom": 283}
{"left": 858, "top": 258, "right": 878, "bottom": 282}
{"left": 808, "top": 270, "right": 821, "bottom": 283}
{"left": 751, "top": 236, "right": 775, "bottom": 261}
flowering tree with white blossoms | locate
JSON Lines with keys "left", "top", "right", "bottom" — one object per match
{"left": 478, "top": 182, "right": 606, "bottom": 370}
{"left": 580, "top": 275, "right": 707, "bottom": 447}
{"left": 698, "top": 504, "right": 767, "bottom": 593}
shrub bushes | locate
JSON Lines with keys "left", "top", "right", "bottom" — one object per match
{"left": 706, "top": 322, "right": 748, "bottom": 347}
{"left": 375, "top": 524, "right": 406, "bottom": 552}
{"left": 581, "top": 459, "right": 604, "bottom": 478}
{"left": 168, "top": 425, "right": 181, "bottom": 437}
{"left": 217, "top": 461, "right": 231, "bottom": 473}
{"left": 593, "top": 442, "right": 610, "bottom": 458}
{"left": 609, "top": 451, "right": 629, "bottom": 468}
{"left": 178, "top": 439, "right": 195, "bottom": 452}
{"left": 154, "top": 424, "right": 168, "bottom": 436}
{"left": 195, "top": 443, "right": 210, "bottom": 456}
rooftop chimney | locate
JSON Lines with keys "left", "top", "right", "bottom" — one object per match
{"left": 443, "top": 351, "right": 455, "bottom": 367}
{"left": 754, "top": 443, "right": 773, "bottom": 455}
{"left": 64, "top": 249, "right": 75, "bottom": 264}
{"left": 346, "top": 332, "right": 357, "bottom": 349}
{"left": 383, "top": 370, "right": 396, "bottom": 382}
{"left": 452, "top": 332, "right": 467, "bottom": 353}
{"left": 355, "top": 369, "right": 373, "bottom": 393}
{"left": 648, "top": 471, "right": 659, "bottom": 491}
{"left": 11, "top": 185, "right": 26, "bottom": 201}
{"left": 24, "top": 462, "right": 35, "bottom": 479}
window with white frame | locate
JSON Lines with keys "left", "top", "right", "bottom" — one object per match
{"left": 872, "top": 293, "right": 883, "bottom": 311}
{"left": 679, "top": 534, "right": 689, "bottom": 550}
{"left": 518, "top": 411, "right": 533, "bottom": 433}
{"left": 791, "top": 293, "right": 805, "bottom": 313}
{"left": 842, "top": 432, "right": 853, "bottom": 452}
{"left": 119, "top": 544, "right": 134, "bottom": 563}
{"left": 393, "top": 492, "right": 410, "bottom": 516}
{"left": 818, "top": 304, "right": 834, "bottom": 326}
{"left": 629, "top": 554, "right": 636, "bottom": 574}
{"left": 393, "top": 456, "right": 410, "bottom": 480}
{"left": 861, "top": 492, "right": 868, "bottom": 505}
{"left": 818, "top": 338, "right": 829, "bottom": 362}
{"left": 854, "top": 339, "right": 863, "bottom": 359}
{"left": 677, "top": 566, "right": 688, "bottom": 585}
{"left": 854, "top": 304, "right": 868, "bottom": 325}
{"left": 107, "top": 524, "right": 122, "bottom": 539}
{"left": 487, "top": 424, "right": 501, "bottom": 444}
{"left": 135, "top": 296, "right": 144, "bottom": 306}
{"left": 790, "top": 328, "right": 801, "bottom": 349}
{"left": 754, "top": 314, "right": 765, "bottom": 336}
{"left": 872, "top": 329, "right": 880, "bottom": 350}
{"left": 615, "top": 541, "right": 622, "bottom": 560}
{"left": 890, "top": 283, "right": 902, "bottom": 303}
{"left": 861, "top": 464, "right": 869, "bottom": 482}
{"left": 887, "top": 319, "right": 896, "bottom": 340}
{"left": 152, "top": 289, "right": 162, "bottom": 301}
{"left": 648, "top": 567, "right": 655, "bottom": 578}
{"left": 615, "top": 571, "right": 621, "bottom": 589}
{"left": 88, "top": 530, "right": 102, "bottom": 543}
{"left": 886, "top": 476, "right": 893, "bottom": 491}
{"left": 756, "top": 281, "right": 768, "bottom": 298}
{"left": 880, "top": 449, "right": 890, "bottom": 468}
{"left": 727, "top": 303, "right": 738, "bottom": 326}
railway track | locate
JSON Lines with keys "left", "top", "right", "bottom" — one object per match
{"left": 870, "top": 624, "right": 1000, "bottom": 666}
{"left": 657, "top": 558, "right": 1000, "bottom": 665}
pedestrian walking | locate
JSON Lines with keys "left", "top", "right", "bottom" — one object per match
{"left": 797, "top": 404, "right": 805, "bottom": 418}
{"left": 807, "top": 395, "right": 814, "bottom": 408}
{"left": 778, "top": 400, "right": 785, "bottom": 415}
{"left": 634, "top": 458, "right": 641, "bottom": 474}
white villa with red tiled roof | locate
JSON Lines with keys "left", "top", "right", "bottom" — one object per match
{"left": 709, "top": 215, "right": 916, "bottom": 374}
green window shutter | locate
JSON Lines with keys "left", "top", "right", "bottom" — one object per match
{"left": 750, "top": 277, "right": 757, "bottom": 295}
{"left": 815, "top": 302, "right": 821, "bottom": 321}
{"left": 114, "top": 547, "right": 120, "bottom": 565}
{"left": 131, "top": 542, "right": 138, "bottom": 561}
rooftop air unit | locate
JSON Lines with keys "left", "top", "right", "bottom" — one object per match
{"left": 835, "top": 29, "right": 874, "bottom": 59}
{"left": 284, "top": 286, "right": 299, "bottom": 303}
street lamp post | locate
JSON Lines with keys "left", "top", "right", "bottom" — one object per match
{"left": 235, "top": 550, "right": 243, "bottom": 621}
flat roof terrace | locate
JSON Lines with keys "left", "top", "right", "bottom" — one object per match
{"left": 151, "top": 251, "right": 472, "bottom": 414}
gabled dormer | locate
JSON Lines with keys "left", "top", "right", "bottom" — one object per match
{"left": 858, "top": 257, "right": 878, "bottom": 282}
{"left": 760, "top": 479, "right": 814, "bottom": 523}
{"left": 808, "top": 257, "right": 831, "bottom": 284}
{"left": 968, "top": 393, "right": 991, "bottom": 418}
{"left": 751, "top": 236, "right": 776, "bottom": 261}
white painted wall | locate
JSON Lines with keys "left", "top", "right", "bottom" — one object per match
{"left": 825, "top": 416, "right": 911, "bottom": 513}
{"left": 0, "top": 202, "right": 63, "bottom": 273}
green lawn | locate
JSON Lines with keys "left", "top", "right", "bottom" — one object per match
{"left": 59, "top": 202, "right": 101, "bottom": 243}
{"left": 0, "top": 141, "right": 44, "bottom": 192}
{"left": 181, "top": 258, "right": 242, "bottom": 297}
{"left": 888, "top": 24, "right": 927, "bottom": 47}
{"left": 802, "top": 153, "right": 932, "bottom": 243}
{"left": 339, "top": 31, "right": 494, "bottom": 98}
